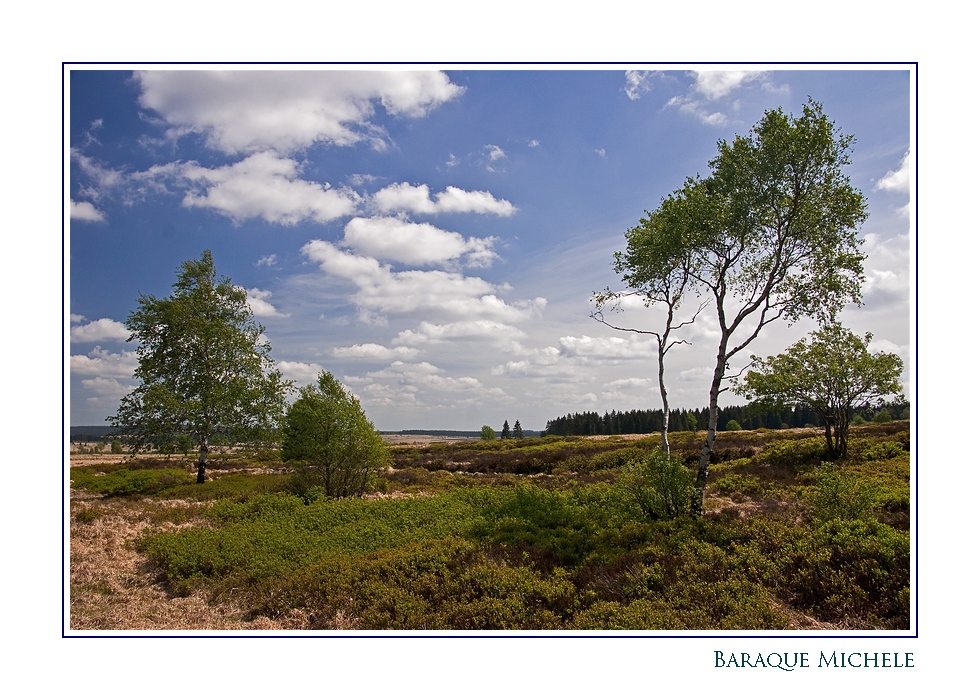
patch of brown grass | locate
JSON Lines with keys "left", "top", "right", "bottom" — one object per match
{"left": 69, "top": 495, "right": 309, "bottom": 630}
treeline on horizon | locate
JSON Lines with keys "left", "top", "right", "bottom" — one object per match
{"left": 542, "top": 402, "right": 911, "bottom": 437}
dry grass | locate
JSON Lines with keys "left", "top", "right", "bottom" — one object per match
{"left": 69, "top": 494, "right": 309, "bottom": 631}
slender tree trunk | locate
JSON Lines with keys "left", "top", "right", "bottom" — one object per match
{"left": 196, "top": 441, "right": 208, "bottom": 484}
{"left": 658, "top": 341, "right": 670, "bottom": 456}
{"left": 693, "top": 338, "right": 729, "bottom": 517}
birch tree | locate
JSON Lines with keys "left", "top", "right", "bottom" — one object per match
{"left": 109, "top": 250, "right": 290, "bottom": 483}
{"left": 611, "top": 100, "right": 868, "bottom": 515}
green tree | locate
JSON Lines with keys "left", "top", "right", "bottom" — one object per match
{"left": 735, "top": 322, "right": 903, "bottom": 459}
{"left": 109, "top": 251, "right": 290, "bottom": 483}
{"left": 594, "top": 194, "right": 706, "bottom": 456}
{"left": 480, "top": 425, "right": 496, "bottom": 441}
{"left": 612, "top": 100, "right": 867, "bottom": 515}
{"left": 725, "top": 420, "right": 742, "bottom": 431}
{"left": 281, "top": 371, "right": 391, "bottom": 499}
{"left": 501, "top": 420, "right": 511, "bottom": 439}
{"left": 513, "top": 420, "right": 524, "bottom": 439}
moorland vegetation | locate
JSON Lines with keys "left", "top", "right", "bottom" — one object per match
{"left": 70, "top": 421, "right": 910, "bottom": 631}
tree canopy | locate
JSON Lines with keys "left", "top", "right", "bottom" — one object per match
{"left": 281, "top": 371, "right": 391, "bottom": 499}
{"left": 612, "top": 99, "right": 868, "bottom": 515}
{"left": 735, "top": 322, "right": 904, "bottom": 458}
{"left": 109, "top": 250, "right": 290, "bottom": 482}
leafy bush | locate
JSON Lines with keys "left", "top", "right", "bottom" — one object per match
{"left": 619, "top": 451, "right": 695, "bottom": 520}
{"left": 807, "top": 463, "right": 876, "bottom": 522}
{"left": 725, "top": 420, "right": 743, "bottom": 431}
{"left": 754, "top": 437, "right": 827, "bottom": 470}
{"left": 282, "top": 371, "right": 391, "bottom": 499}
{"left": 70, "top": 467, "right": 195, "bottom": 497}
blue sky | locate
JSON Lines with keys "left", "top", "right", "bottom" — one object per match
{"left": 67, "top": 66, "right": 912, "bottom": 431}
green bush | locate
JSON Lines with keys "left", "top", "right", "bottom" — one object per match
{"left": 754, "top": 437, "right": 827, "bottom": 470}
{"left": 725, "top": 420, "right": 743, "bottom": 431}
{"left": 70, "top": 467, "right": 195, "bottom": 497}
{"left": 619, "top": 451, "right": 696, "bottom": 520}
{"left": 806, "top": 463, "right": 876, "bottom": 522}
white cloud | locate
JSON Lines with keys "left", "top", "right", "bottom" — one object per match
{"left": 301, "top": 239, "right": 546, "bottom": 323}
{"left": 331, "top": 344, "right": 420, "bottom": 361}
{"left": 70, "top": 318, "right": 130, "bottom": 343}
{"left": 558, "top": 334, "right": 660, "bottom": 361}
{"left": 71, "top": 347, "right": 138, "bottom": 378}
{"left": 691, "top": 71, "right": 768, "bottom": 100}
{"left": 482, "top": 144, "right": 506, "bottom": 171}
{"left": 180, "top": 152, "right": 358, "bottom": 224}
{"left": 595, "top": 148, "right": 607, "bottom": 159}
{"left": 342, "top": 216, "right": 498, "bottom": 267}
{"left": 348, "top": 361, "right": 483, "bottom": 394}
{"left": 256, "top": 254, "right": 277, "bottom": 267}
{"left": 278, "top": 360, "right": 326, "bottom": 385}
{"left": 875, "top": 151, "right": 910, "bottom": 194}
{"left": 373, "top": 183, "right": 515, "bottom": 217}
{"left": 136, "top": 70, "right": 464, "bottom": 155}
{"left": 528, "top": 139, "right": 540, "bottom": 148}
{"left": 81, "top": 377, "right": 136, "bottom": 407}
{"left": 246, "top": 288, "right": 290, "bottom": 318}
{"left": 70, "top": 200, "right": 105, "bottom": 222}
{"left": 624, "top": 70, "right": 656, "bottom": 100}
{"left": 393, "top": 320, "right": 526, "bottom": 346}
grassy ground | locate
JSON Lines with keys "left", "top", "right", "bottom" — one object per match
{"left": 68, "top": 422, "right": 911, "bottom": 631}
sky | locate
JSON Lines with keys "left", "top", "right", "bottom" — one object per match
{"left": 67, "top": 66, "right": 912, "bottom": 432}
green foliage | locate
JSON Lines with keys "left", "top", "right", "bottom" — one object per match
{"left": 281, "top": 371, "right": 391, "bottom": 499}
{"left": 619, "top": 451, "right": 696, "bottom": 520}
{"left": 807, "top": 463, "right": 877, "bottom": 522}
{"left": 874, "top": 409, "right": 893, "bottom": 423}
{"left": 754, "top": 437, "right": 828, "bottom": 470}
{"left": 71, "top": 467, "right": 195, "bottom": 497}
{"left": 725, "top": 420, "right": 742, "bottom": 431}
{"left": 108, "top": 250, "right": 291, "bottom": 477}
{"left": 480, "top": 425, "right": 496, "bottom": 441}
{"left": 736, "top": 321, "right": 903, "bottom": 459}
{"left": 126, "top": 425, "right": 909, "bottom": 630}
{"left": 110, "top": 440, "right": 123, "bottom": 454}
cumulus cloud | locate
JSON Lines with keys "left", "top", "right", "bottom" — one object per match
{"left": 180, "top": 152, "right": 358, "bottom": 224}
{"left": 691, "top": 71, "right": 769, "bottom": 100}
{"left": 278, "top": 360, "right": 326, "bottom": 385}
{"left": 81, "top": 377, "right": 136, "bottom": 406}
{"left": 70, "top": 200, "right": 105, "bottom": 222}
{"left": 70, "top": 347, "right": 138, "bottom": 378}
{"left": 372, "top": 183, "right": 516, "bottom": 216}
{"left": 624, "top": 70, "right": 657, "bottom": 100}
{"left": 136, "top": 70, "right": 464, "bottom": 155}
{"left": 301, "top": 239, "right": 546, "bottom": 323}
{"left": 256, "top": 254, "right": 277, "bottom": 267}
{"left": 393, "top": 320, "right": 526, "bottom": 346}
{"left": 348, "top": 361, "right": 482, "bottom": 394}
{"left": 875, "top": 151, "right": 910, "bottom": 194}
{"left": 331, "top": 344, "right": 420, "bottom": 361}
{"left": 558, "top": 334, "right": 659, "bottom": 361}
{"left": 246, "top": 288, "right": 290, "bottom": 318}
{"left": 665, "top": 71, "right": 783, "bottom": 126}
{"left": 342, "top": 217, "right": 498, "bottom": 267}
{"left": 70, "top": 318, "right": 130, "bottom": 343}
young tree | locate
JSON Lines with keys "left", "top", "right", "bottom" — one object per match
{"left": 593, "top": 196, "right": 706, "bottom": 456}
{"left": 513, "top": 420, "right": 524, "bottom": 439}
{"left": 109, "top": 251, "right": 291, "bottom": 483}
{"left": 501, "top": 420, "right": 511, "bottom": 439}
{"left": 480, "top": 425, "right": 497, "bottom": 441}
{"left": 612, "top": 100, "right": 868, "bottom": 515}
{"left": 735, "top": 322, "right": 903, "bottom": 458}
{"left": 281, "top": 371, "right": 391, "bottom": 499}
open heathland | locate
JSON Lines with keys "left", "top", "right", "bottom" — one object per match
{"left": 69, "top": 422, "right": 911, "bottom": 631}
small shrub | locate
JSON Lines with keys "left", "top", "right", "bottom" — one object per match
{"left": 619, "top": 451, "right": 695, "bottom": 520}
{"left": 725, "top": 420, "right": 743, "bottom": 431}
{"left": 807, "top": 463, "right": 876, "bottom": 521}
